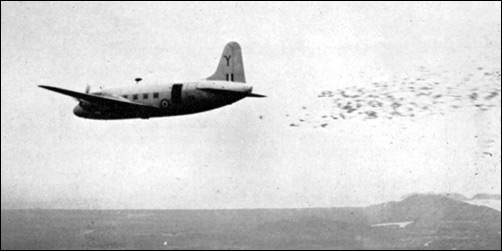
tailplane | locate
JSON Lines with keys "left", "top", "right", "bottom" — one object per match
{"left": 207, "top": 42, "right": 245, "bottom": 83}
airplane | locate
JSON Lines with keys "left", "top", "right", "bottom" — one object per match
{"left": 39, "top": 42, "right": 265, "bottom": 120}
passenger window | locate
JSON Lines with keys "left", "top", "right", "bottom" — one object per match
{"left": 133, "top": 94, "right": 138, "bottom": 100}
{"left": 153, "top": 93, "right": 159, "bottom": 99}
{"left": 143, "top": 93, "right": 149, "bottom": 99}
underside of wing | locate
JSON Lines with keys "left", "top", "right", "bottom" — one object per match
{"left": 38, "top": 85, "right": 159, "bottom": 112}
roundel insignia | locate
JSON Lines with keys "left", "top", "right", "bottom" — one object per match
{"left": 160, "top": 99, "right": 169, "bottom": 109}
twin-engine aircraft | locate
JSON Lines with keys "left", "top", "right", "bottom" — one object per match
{"left": 39, "top": 42, "right": 265, "bottom": 120}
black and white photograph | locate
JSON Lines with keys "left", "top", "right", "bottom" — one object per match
{"left": 1, "top": 2, "right": 501, "bottom": 250}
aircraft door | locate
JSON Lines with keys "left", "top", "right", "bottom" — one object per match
{"left": 172, "top": 84, "right": 182, "bottom": 103}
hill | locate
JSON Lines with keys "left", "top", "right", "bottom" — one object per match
{"left": 401, "top": 192, "right": 469, "bottom": 201}
{"left": 366, "top": 194, "right": 500, "bottom": 226}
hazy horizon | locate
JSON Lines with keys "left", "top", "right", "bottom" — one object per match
{"left": 2, "top": 192, "right": 501, "bottom": 210}
{"left": 2, "top": 2, "right": 501, "bottom": 210}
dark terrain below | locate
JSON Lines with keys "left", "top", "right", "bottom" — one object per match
{"left": 1, "top": 194, "right": 500, "bottom": 250}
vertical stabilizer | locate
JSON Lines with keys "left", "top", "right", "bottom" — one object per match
{"left": 207, "top": 42, "right": 245, "bottom": 83}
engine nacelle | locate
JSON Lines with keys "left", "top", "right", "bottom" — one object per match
{"left": 79, "top": 100, "right": 96, "bottom": 111}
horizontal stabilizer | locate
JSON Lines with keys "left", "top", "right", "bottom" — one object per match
{"left": 197, "top": 86, "right": 265, "bottom": 98}
{"left": 246, "top": 93, "right": 266, "bottom": 98}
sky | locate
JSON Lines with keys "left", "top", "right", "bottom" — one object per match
{"left": 1, "top": 2, "right": 501, "bottom": 209}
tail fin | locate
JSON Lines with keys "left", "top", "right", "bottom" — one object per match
{"left": 207, "top": 42, "right": 246, "bottom": 83}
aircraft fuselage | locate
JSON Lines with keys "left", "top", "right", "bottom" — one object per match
{"left": 40, "top": 42, "right": 265, "bottom": 120}
{"left": 74, "top": 81, "right": 253, "bottom": 120}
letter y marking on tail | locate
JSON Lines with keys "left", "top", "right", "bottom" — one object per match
{"left": 223, "top": 55, "right": 231, "bottom": 67}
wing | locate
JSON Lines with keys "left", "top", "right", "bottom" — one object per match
{"left": 38, "top": 85, "right": 160, "bottom": 112}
